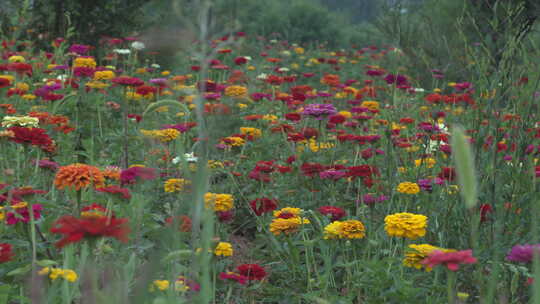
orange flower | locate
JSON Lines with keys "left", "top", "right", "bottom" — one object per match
{"left": 54, "top": 164, "right": 105, "bottom": 190}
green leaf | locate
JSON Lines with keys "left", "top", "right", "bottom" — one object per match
{"left": 0, "top": 285, "right": 10, "bottom": 304}
{"left": 6, "top": 264, "right": 31, "bottom": 276}
{"left": 451, "top": 125, "right": 478, "bottom": 209}
{"left": 161, "top": 250, "right": 193, "bottom": 263}
{"left": 36, "top": 260, "right": 58, "bottom": 267}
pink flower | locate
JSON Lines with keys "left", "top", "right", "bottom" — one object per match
{"left": 422, "top": 250, "right": 477, "bottom": 271}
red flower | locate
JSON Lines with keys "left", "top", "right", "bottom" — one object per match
{"left": 301, "top": 162, "right": 326, "bottom": 177}
{"left": 96, "top": 185, "right": 132, "bottom": 200}
{"left": 0, "top": 243, "right": 14, "bottom": 263}
{"left": 421, "top": 250, "right": 477, "bottom": 271}
{"left": 318, "top": 206, "right": 346, "bottom": 221}
{"left": 50, "top": 215, "right": 130, "bottom": 248}
{"left": 479, "top": 204, "right": 493, "bottom": 222}
{"left": 219, "top": 272, "right": 248, "bottom": 285}
{"left": 112, "top": 76, "right": 144, "bottom": 87}
{"left": 250, "top": 198, "right": 278, "bottom": 216}
{"left": 7, "top": 126, "right": 53, "bottom": 151}
{"left": 120, "top": 166, "right": 156, "bottom": 185}
{"left": 285, "top": 113, "right": 302, "bottom": 122}
{"left": 237, "top": 264, "right": 266, "bottom": 281}
{"left": 438, "top": 167, "right": 456, "bottom": 182}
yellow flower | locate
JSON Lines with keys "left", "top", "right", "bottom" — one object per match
{"left": 136, "top": 68, "right": 147, "bottom": 74}
{"left": 384, "top": 212, "right": 428, "bottom": 240}
{"left": 93, "top": 70, "right": 116, "bottom": 80}
{"left": 49, "top": 268, "right": 65, "bottom": 280}
{"left": 324, "top": 220, "right": 365, "bottom": 239}
{"left": 8, "top": 55, "right": 25, "bottom": 63}
{"left": 141, "top": 129, "right": 180, "bottom": 142}
{"left": 214, "top": 242, "right": 233, "bottom": 257}
{"left": 273, "top": 207, "right": 302, "bottom": 218}
{"left": 225, "top": 85, "right": 248, "bottom": 98}
{"left": 62, "top": 269, "right": 78, "bottom": 282}
{"left": 153, "top": 280, "right": 170, "bottom": 291}
{"left": 38, "top": 267, "right": 50, "bottom": 276}
{"left": 207, "top": 160, "right": 224, "bottom": 169}
{"left": 86, "top": 81, "right": 109, "bottom": 89}
{"left": 161, "top": 70, "right": 171, "bottom": 76}
{"left": 403, "top": 244, "right": 453, "bottom": 271}
{"left": 204, "top": 193, "right": 234, "bottom": 211}
{"left": 15, "top": 82, "right": 30, "bottom": 91}
{"left": 164, "top": 178, "right": 190, "bottom": 193}
{"left": 398, "top": 167, "right": 407, "bottom": 173}
{"left": 262, "top": 114, "right": 277, "bottom": 121}
{"left": 0, "top": 75, "right": 14, "bottom": 83}
{"left": 222, "top": 136, "right": 245, "bottom": 147}
{"left": 294, "top": 47, "right": 305, "bottom": 54}
{"left": 338, "top": 111, "right": 352, "bottom": 118}
{"left": 22, "top": 93, "right": 35, "bottom": 100}
{"left": 73, "top": 57, "right": 96, "bottom": 68}
{"left": 239, "top": 127, "right": 262, "bottom": 139}
{"left": 269, "top": 217, "right": 310, "bottom": 236}
{"left": 360, "top": 101, "right": 379, "bottom": 111}
{"left": 396, "top": 182, "right": 420, "bottom": 194}
{"left": 414, "top": 158, "right": 436, "bottom": 168}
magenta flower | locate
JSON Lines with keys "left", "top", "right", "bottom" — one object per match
{"left": 507, "top": 244, "right": 540, "bottom": 263}
{"left": 302, "top": 104, "right": 337, "bottom": 120}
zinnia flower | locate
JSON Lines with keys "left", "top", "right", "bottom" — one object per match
{"left": 214, "top": 242, "right": 233, "bottom": 257}
{"left": 403, "top": 244, "right": 454, "bottom": 271}
{"left": 120, "top": 166, "right": 157, "bottom": 185}
{"left": 396, "top": 182, "right": 421, "bottom": 194}
{"left": 50, "top": 213, "right": 130, "bottom": 248}
{"left": 95, "top": 186, "right": 131, "bottom": 200}
{"left": 0, "top": 243, "right": 14, "bottom": 263}
{"left": 5, "top": 201, "right": 43, "bottom": 225}
{"left": 7, "top": 126, "right": 53, "bottom": 151}
{"left": 204, "top": 193, "right": 234, "bottom": 212}
{"left": 54, "top": 163, "right": 105, "bottom": 190}
{"left": 421, "top": 250, "right": 477, "bottom": 271}
{"left": 323, "top": 220, "right": 365, "bottom": 239}
{"left": 302, "top": 103, "right": 337, "bottom": 120}
{"left": 250, "top": 198, "right": 278, "bottom": 216}
{"left": 384, "top": 212, "right": 428, "bottom": 240}
{"left": 164, "top": 178, "right": 190, "bottom": 193}
{"left": 237, "top": 264, "right": 266, "bottom": 281}
{"left": 506, "top": 244, "right": 540, "bottom": 263}
{"left": 318, "top": 206, "right": 346, "bottom": 221}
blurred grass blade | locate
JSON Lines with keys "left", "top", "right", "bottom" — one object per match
{"left": 451, "top": 125, "right": 477, "bottom": 209}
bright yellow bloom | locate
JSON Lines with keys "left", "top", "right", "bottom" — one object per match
{"left": 8, "top": 55, "right": 25, "bottom": 63}
{"left": 164, "top": 178, "right": 190, "bottom": 193}
{"left": 384, "top": 212, "right": 428, "bottom": 240}
{"left": 93, "top": 70, "right": 116, "bottom": 80}
{"left": 324, "top": 220, "right": 365, "bottom": 239}
{"left": 0, "top": 75, "right": 14, "bottom": 83}
{"left": 262, "top": 114, "right": 277, "bottom": 121}
{"left": 204, "top": 193, "right": 234, "bottom": 211}
{"left": 360, "top": 101, "right": 379, "bottom": 111}
{"left": 73, "top": 57, "right": 96, "bottom": 68}
{"left": 239, "top": 127, "right": 262, "bottom": 139}
{"left": 338, "top": 111, "right": 352, "bottom": 118}
{"left": 141, "top": 129, "right": 180, "bottom": 142}
{"left": 222, "top": 136, "right": 245, "bottom": 147}
{"left": 16, "top": 82, "right": 30, "bottom": 91}
{"left": 86, "top": 81, "right": 109, "bottom": 89}
{"left": 153, "top": 280, "right": 170, "bottom": 291}
{"left": 294, "top": 47, "right": 305, "bottom": 54}
{"left": 414, "top": 158, "right": 436, "bottom": 168}
{"left": 396, "top": 182, "right": 421, "bottom": 194}
{"left": 225, "top": 85, "right": 248, "bottom": 98}
{"left": 273, "top": 207, "right": 302, "bottom": 218}
{"left": 269, "top": 216, "right": 310, "bottom": 236}
{"left": 62, "top": 269, "right": 78, "bottom": 282}
{"left": 22, "top": 94, "right": 36, "bottom": 100}
{"left": 214, "top": 242, "right": 233, "bottom": 257}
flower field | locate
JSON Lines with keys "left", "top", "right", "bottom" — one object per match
{"left": 0, "top": 24, "right": 540, "bottom": 304}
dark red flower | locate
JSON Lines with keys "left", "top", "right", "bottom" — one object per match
{"left": 250, "top": 198, "right": 278, "bottom": 216}
{"left": 0, "top": 243, "right": 14, "bottom": 263}
{"left": 318, "top": 206, "right": 346, "bottom": 221}
{"left": 7, "top": 126, "right": 53, "bottom": 151}
{"left": 479, "top": 204, "right": 493, "bottom": 222}
{"left": 301, "top": 162, "right": 326, "bottom": 177}
{"left": 112, "top": 76, "right": 144, "bottom": 87}
{"left": 438, "top": 167, "right": 456, "bottom": 182}
{"left": 120, "top": 166, "right": 156, "bottom": 185}
{"left": 96, "top": 186, "right": 131, "bottom": 200}
{"left": 50, "top": 215, "right": 130, "bottom": 248}
{"left": 237, "top": 264, "right": 266, "bottom": 281}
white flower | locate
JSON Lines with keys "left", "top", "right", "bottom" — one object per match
{"left": 151, "top": 63, "right": 160, "bottom": 69}
{"left": 131, "top": 41, "right": 145, "bottom": 50}
{"left": 113, "top": 49, "right": 131, "bottom": 55}
{"left": 172, "top": 152, "right": 198, "bottom": 164}
{"left": 56, "top": 74, "right": 67, "bottom": 81}
{"left": 256, "top": 73, "right": 268, "bottom": 80}
{"left": 414, "top": 88, "right": 425, "bottom": 92}
{"left": 277, "top": 67, "right": 289, "bottom": 72}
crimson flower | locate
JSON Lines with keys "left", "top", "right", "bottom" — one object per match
{"left": 237, "top": 264, "right": 266, "bottom": 281}
{"left": 422, "top": 250, "right": 477, "bottom": 271}
{"left": 250, "top": 198, "right": 278, "bottom": 216}
{"left": 318, "top": 206, "right": 346, "bottom": 221}
{"left": 0, "top": 243, "right": 14, "bottom": 263}
{"left": 219, "top": 272, "right": 247, "bottom": 285}
{"left": 50, "top": 214, "right": 130, "bottom": 248}
{"left": 7, "top": 126, "right": 53, "bottom": 151}
{"left": 112, "top": 76, "right": 144, "bottom": 87}
{"left": 96, "top": 185, "right": 131, "bottom": 200}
